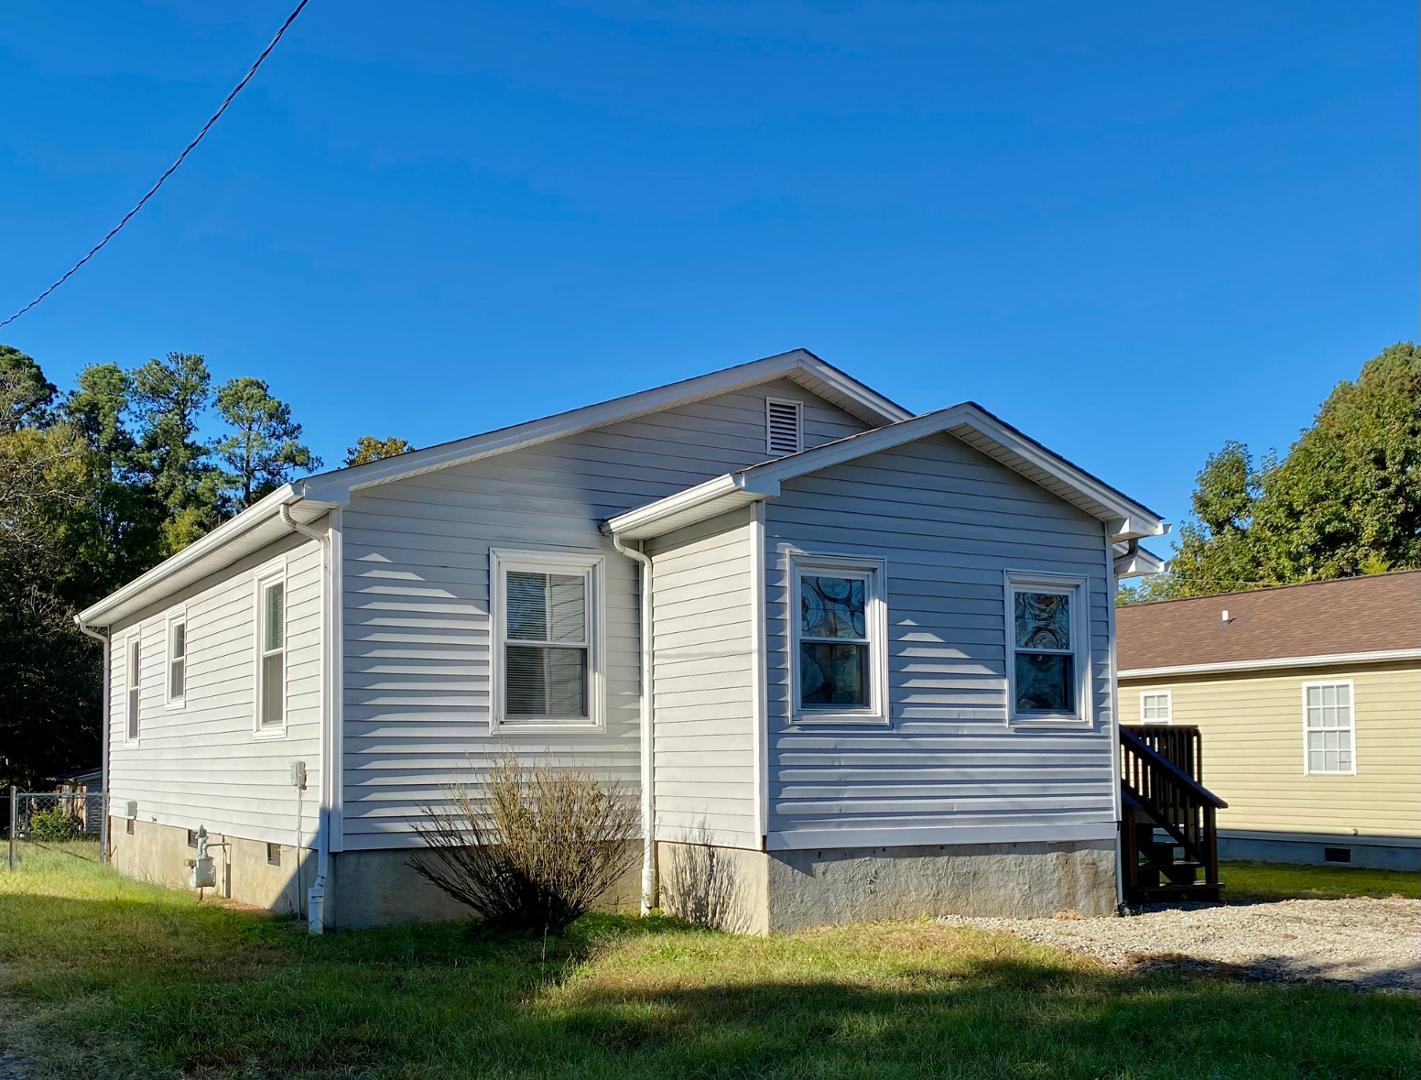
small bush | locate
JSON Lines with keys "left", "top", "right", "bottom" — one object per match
{"left": 29, "top": 805, "right": 82, "bottom": 842}
{"left": 410, "top": 756, "right": 639, "bottom": 936}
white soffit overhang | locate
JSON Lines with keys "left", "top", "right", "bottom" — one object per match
{"left": 299, "top": 348, "right": 912, "bottom": 502}
{"left": 78, "top": 486, "right": 337, "bottom": 627}
{"left": 607, "top": 402, "right": 1169, "bottom": 542}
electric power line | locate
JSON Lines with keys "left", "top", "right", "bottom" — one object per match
{"left": 0, "top": 0, "right": 312, "bottom": 330}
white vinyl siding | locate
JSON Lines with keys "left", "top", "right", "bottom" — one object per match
{"left": 646, "top": 508, "right": 759, "bottom": 849}
{"left": 340, "top": 378, "right": 868, "bottom": 850}
{"left": 105, "top": 529, "right": 324, "bottom": 846}
{"left": 762, "top": 431, "right": 1116, "bottom": 849}
{"left": 1303, "top": 681, "right": 1355, "bottom": 775}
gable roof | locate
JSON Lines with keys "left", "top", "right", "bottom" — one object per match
{"left": 1117, "top": 571, "right": 1421, "bottom": 676}
{"left": 79, "top": 349, "right": 908, "bottom": 626}
{"left": 298, "top": 348, "right": 910, "bottom": 503}
{"left": 605, "top": 401, "right": 1169, "bottom": 542}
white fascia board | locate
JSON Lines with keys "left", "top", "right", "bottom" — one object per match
{"left": 603, "top": 473, "right": 770, "bottom": 540}
{"left": 746, "top": 403, "right": 1167, "bottom": 539}
{"left": 1114, "top": 543, "right": 1169, "bottom": 578}
{"left": 1118, "top": 648, "right": 1421, "bottom": 679}
{"left": 300, "top": 349, "right": 910, "bottom": 502}
{"left": 78, "top": 486, "right": 338, "bottom": 626}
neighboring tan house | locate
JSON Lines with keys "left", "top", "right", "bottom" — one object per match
{"left": 77, "top": 349, "right": 1172, "bottom": 932}
{"left": 1118, "top": 571, "right": 1421, "bottom": 871}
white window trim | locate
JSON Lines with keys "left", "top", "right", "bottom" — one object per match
{"left": 765, "top": 397, "right": 804, "bottom": 455}
{"left": 253, "top": 562, "right": 289, "bottom": 739}
{"left": 788, "top": 551, "right": 890, "bottom": 727}
{"left": 1301, "top": 679, "right": 1356, "bottom": 776}
{"left": 489, "top": 548, "right": 606, "bottom": 733}
{"left": 164, "top": 607, "right": 187, "bottom": 708}
{"left": 1139, "top": 688, "right": 1172, "bottom": 725}
{"left": 1004, "top": 570, "right": 1092, "bottom": 728}
{"left": 123, "top": 629, "right": 142, "bottom": 745}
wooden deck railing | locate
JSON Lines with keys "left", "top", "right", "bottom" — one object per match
{"left": 1119, "top": 724, "right": 1228, "bottom": 903}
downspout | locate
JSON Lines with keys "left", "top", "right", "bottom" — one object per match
{"left": 74, "top": 617, "right": 111, "bottom": 863}
{"left": 609, "top": 532, "right": 656, "bottom": 914}
{"left": 280, "top": 504, "right": 333, "bottom": 933}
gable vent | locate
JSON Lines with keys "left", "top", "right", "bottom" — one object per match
{"left": 766, "top": 398, "right": 803, "bottom": 455}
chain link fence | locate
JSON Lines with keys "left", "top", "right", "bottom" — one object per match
{"left": 5, "top": 788, "right": 105, "bottom": 869}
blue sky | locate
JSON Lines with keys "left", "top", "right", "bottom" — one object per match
{"left": 2, "top": 2, "right": 1416, "bottom": 542}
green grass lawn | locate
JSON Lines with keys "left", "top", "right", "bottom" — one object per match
{"left": 1223, "top": 860, "right": 1421, "bottom": 902}
{"left": 1, "top": 850, "right": 1416, "bottom": 1079}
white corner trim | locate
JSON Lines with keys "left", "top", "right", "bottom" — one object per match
{"left": 1119, "top": 648, "right": 1421, "bottom": 679}
{"left": 749, "top": 504, "right": 769, "bottom": 846}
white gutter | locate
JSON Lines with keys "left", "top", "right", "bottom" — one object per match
{"left": 608, "top": 531, "right": 656, "bottom": 914}
{"left": 1118, "top": 648, "right": 1421, "bottom": 679}
{"left": 73, "top": 618, "right": 111, "bottom": 863}
{"left": 280, "top": 504, "right": 334, "bottom": 934}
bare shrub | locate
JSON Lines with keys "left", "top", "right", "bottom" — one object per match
{"left": 409, "top": 755, "right": 639, "bottom": 935}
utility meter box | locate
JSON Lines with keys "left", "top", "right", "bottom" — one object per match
{"left": 187, "top": 826, "right": 217, "bottom": 889}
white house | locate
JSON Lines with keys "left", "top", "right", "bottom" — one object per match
{"left": 78, "top": 349, "right": 1169, "bottom": 932}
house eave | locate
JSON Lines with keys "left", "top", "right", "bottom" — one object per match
{"left": 78, "top": 486, "right": 339, "bottom": 627}
{"left": 1118, "top": 648, "right": 1421, "bottom": 679}
{"left": 607, "top": 401, "right": 1168, "bottom": 543}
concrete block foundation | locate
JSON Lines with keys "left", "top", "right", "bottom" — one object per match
{"left": 659, "top": 838, "right": 1118, "bottom": 933}
{"left": 108, "top": 817, "right": 314, "bottom": 915}
{"left": 1219, "top": 832, "right": 1421, "bottom": 872}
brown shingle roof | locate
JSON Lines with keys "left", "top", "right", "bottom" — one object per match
{"left": 1117, "top": 571, "right": 1421, "bottom": 672}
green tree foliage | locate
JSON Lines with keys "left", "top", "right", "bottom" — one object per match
{"left": 343, "top": 434, "right": 412, "bottom": 466}
{"left": 0, "top": 344, "right": 57, "bottom": 433}
{"left": 213, "top": 377, "right": 320, "bottom": 509}
{"left": 1120, "top": 343, "right": 1421, "bottom": 604}
{"left": 1, "top": 345, "right": 323, "bottom": 788}
{"left": 129, "top": 352, "right": 221, "bottom": 554}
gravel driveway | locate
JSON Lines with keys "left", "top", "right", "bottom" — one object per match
{"left": 939, "top": 896, "right": 1421, "bottom": 991}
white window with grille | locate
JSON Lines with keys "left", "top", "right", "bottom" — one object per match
{"left": 766, "top": 397, "right": 803, "bottom": 455}
{"left": 1140, "top": 690, "right": 1171, "bottom": 725}
{"left": 1302, "top": 681, "right": 1354, "bottom": 775}
{"left": 166, "top": 611, "right": 187, "bottom": 706}
{"left": 490, "top": 550, "right": 603, "bottom": 731}
{"left": 255, "top": 571, "right": 286, "bottom": 733}
{"left": 125, "top": 632, "right": 141, "bottom": 742}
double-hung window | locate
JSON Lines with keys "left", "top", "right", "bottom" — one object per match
{"left": 166, "top": 612, "right": 187, "bottom": 705}
{"left": 1303, "top": 681, "right": 1354, "bottom": 775}
{"left": 491, "top": 550, "right": 602, "bottom": 729}
{"left": 1140, "top": 690, "right": 1172, "bottom": 725}
{"left": 1005, "top": 571, "right": 1090, "bottom": 725}
{"left": 125, "top": 634, "right": 141, "bottom": 741}
{"left": 256, "top": 573, "right": 286, "bottom": 732}
{"left": 790, "top": 553, "right": 888, "bottom": 725}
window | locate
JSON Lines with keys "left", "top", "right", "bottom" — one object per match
{"left": 1303, "top": 681, "right": 1354, "bottom": 775}
{"left": 790, "top": 553, "right": 888, "bottom": 724}
{"left": 491, "top": 550, "right": 602, "bottom": 729}
{"left": 166, "top": 613, "right": 187, "bottom": 705}
{"left": 1005, "top": 571, "right": 1089, "bottom": 725}
{"left": 1140, "top": 690, "right": 1172, "bottom": 725}
{"left": 125, "top": 633, "right": 141, "bottom": 741}
{"left": 256, "top": 574, "right": 286, "bottom": 731}
{"left": 766, "top": 398, "right": 803, "bottom": 455}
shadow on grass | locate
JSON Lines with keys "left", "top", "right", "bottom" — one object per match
{"left": 1, "top": 884, "right": 1417, "bottom": 1079}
